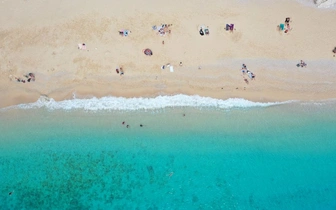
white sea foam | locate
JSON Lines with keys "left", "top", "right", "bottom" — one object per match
{"left": 8, "top": 95, "right": 291, "bottom": 111}
{"left": 296, "top": 0, "right": 336, "bottom": 8}
{"left": 315, "top": 0, "right": 336, "bottom": 8}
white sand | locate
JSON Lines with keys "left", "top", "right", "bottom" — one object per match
{"left": 0, "top": 0, "right": 336, "bottom": 108}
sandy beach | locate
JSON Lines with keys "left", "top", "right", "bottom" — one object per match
{"left": 1, "top": 0, "right": 336, "bottom": 108}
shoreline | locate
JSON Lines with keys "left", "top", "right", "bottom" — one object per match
{"left": 6, "top": 94, "right": 336, "bottom": 112}
{"left": 1, "top": 0, "right": 336, "bottom": 108}
{"left": 2, "top": 58, "right": 336, "bottom": 109}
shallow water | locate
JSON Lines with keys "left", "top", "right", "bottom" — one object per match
{"left": 1, "top": 101, "right": 336, "bottom": 209}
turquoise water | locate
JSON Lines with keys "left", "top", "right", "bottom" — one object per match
{"left": 1, "top": 102, "right": 336, "bottom": 209}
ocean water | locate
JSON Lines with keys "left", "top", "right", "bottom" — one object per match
{"left": 1, "top": 97, "right": 336, "bottom": 209}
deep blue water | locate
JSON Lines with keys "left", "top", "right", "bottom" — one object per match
{"left": 1, "top": 102, "right": 336, "bottom": 209}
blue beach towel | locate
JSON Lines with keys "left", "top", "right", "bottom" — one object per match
{"left": 279, "top": 23, "right": 285, "bottom": 31}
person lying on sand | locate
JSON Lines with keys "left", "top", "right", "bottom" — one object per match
{"left": 78, "top": 43, "right": 86, "bottom": 50}
{"left": 285, "top": 17, "right": 291, "bottom": 24}
{"left": 14, "top": 77, "right": 25, "bottom": 83}
{"left": 23, "top": 73, "right": 35, "bottom": 82}
{"left": 199, "top": 28, "right": 204, "bottom": 36}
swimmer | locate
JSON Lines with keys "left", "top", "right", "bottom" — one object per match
{"left": 183, "top": 114, "right": 185, "bottom": 117}
{"left": 140, "top": 124, "right": 143, "bottom": 127}
{"left": 122, "top": 121, "right": 125, "bottom": 125}
{"left": 167, "top": 172, "right": 174, "bottom": 177}
{"left": 126, "top": 125, "right": 129, "bottom": 128}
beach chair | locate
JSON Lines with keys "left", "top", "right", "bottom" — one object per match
{"left": 279, "top": 24, "right": 285, "bottom": 31}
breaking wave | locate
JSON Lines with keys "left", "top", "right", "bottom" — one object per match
{"left": 7, "top": 95, "right": 292, "bottom": 111}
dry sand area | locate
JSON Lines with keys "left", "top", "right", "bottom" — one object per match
{"left": 0, "top": 0, "right": 336, "bottom": 108}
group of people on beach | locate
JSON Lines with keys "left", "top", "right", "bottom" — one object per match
{"left": 297, "top": 60, "right": 307, "bottom": 68}
{"left": 241, "top": 64, "right": 255, "bottom": 84}
{"left": 12, "top": 73, "right": 36, "bottom": 83}
{"left": 153, "top": 24, "right": 172, "bottom": 36}
{"left": 69, "top": 17, "right": 334, "bottom": 86}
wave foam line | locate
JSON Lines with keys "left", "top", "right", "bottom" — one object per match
{"left": 12, "top": 95, "right": 291, "bottom": 111}
{"left": 315, "top": 0, "right": 336, "bottom": 8}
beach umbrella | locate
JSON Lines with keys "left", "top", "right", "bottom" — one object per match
{"left": 144, "top": 48, "right": 153, "bottom": 56}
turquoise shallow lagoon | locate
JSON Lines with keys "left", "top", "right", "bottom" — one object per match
{"left": 1, "top": 101, "right": 336, "bottom": 209}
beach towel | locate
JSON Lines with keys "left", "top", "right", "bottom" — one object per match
{"left": 205, "top": 28, "right": 209, "bottom": 35}
{"left": 170, "top": 66, "right": 174, "bottom": 73}
{"left": 279, "top": 24, "right": 285, "bottom": 31}
{"left": 124, "top": 30, "right": 129, "bottom": 36}
{"left": 230, "top": 24, "right": 234, "bottom": 31}
{"left": 226, "top": 24, "right": 230, "bottom": 31}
